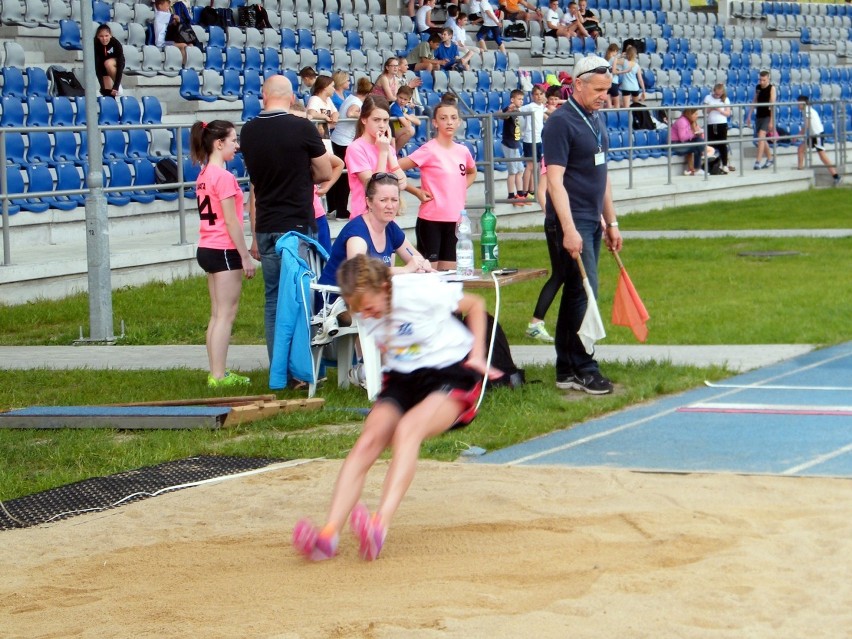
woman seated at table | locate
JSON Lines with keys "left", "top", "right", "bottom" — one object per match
{"left": 318, "top": 172, "right": 431, "bottom": 288}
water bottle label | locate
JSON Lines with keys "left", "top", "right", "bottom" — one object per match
{"left": 456, "top": 248, "right": 475, "bottom": 276}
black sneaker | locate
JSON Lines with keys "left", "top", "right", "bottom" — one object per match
{"left": 555, "top": 374, "right": 576, "bottom": 390}
{"left": 571, "top": 371, "right": 614, "bottom": 395}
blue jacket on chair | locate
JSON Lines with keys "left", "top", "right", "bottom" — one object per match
{"left": 269, "top": 232, "right": 328, "bottom": 390}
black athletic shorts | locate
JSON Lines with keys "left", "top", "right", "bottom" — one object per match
{"left": 196, "top": 247, "right": 243, "bottom": 273}
{"left": 415, "top": 218, "right": 458, "bottom": 263}
{"left": 378, "top": 361, "right": 482, "bottom": 428}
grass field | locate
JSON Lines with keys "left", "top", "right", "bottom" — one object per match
{"left": 0, "top": 189, "right": 849, "bottom": 501}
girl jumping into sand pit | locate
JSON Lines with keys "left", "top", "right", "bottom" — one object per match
{"left": 293, "top": 254, "right": 500, "bottom": 561}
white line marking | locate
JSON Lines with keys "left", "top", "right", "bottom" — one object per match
{"left": 683, "top": 402, "right": 852, "bottom": 414}
{"left": 704, "top": 381, "right": 852, "bottom": 391}
{"left": 783, "top": 443, "right": 852, "bottom": 475}
{"left": 503, "top": 349, "right": 852, "bottom": 466}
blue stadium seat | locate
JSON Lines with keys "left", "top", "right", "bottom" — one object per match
{"left": 181, "top": 157, "right": 200, "bottom": 198}
{"left": 316, "top": 48, "right": 332, "bottom": 73}
{"left": 132, "top": 158, "right": 177, "bottom": 201}
{"left": 472, "top": 90, "right": 487, "bottom": 112}
{"left": 52, "top": 130, "right": 79, "bottom": 164}
{"left": 281, "top": 28, "right": 297, "bottom": 50}
{"left": 141, "top": 96, "right": 163, "bottom": 124}
{"left": 120, "top": 96, "right": 142, "bottom": 124}
{"left": 105, "top": 160, "right": 133, "bottom": 206}
{"left": 222, "top": 69, "right": 242, "bottom": 101}
{"left": 224, "top": 46, "right": 243, "bottom": 72}
{"left": 179, "top": 69, "right": 216, "bottom": 102}
{"left": 241, "top": 93, "right": 261, "bottom": 121}
{"left": 244, "top": 46, "right": 262, "bottom": 73}
{"left": 92, "top": 0, "right": 110, "bottom": 23}
{"left": 418, "top": 70, "right": 434, "bottom": 92}
{"left": 327, "top": 12, "right": 342, "bottom": 31}
{"left": 297, "top": 28, "right": 313, "bottom": 50}
{"left": 207, "top": 26, "right": 226, "bottom": 49}
{"left": 98, "top": 96, "right": 121, "bottom": 125}
{"left": 487, "top": 89, "right": 502, "bottom": 112}
{"left": 242, "top": 70, "right": 262, "bottom": 96}
{"left": 1, "top": 67, "right": 26, "bottom": 99}
{"left": 607, "top": 130, "right": 625, "bottom": 162}
{"left": 494, "top": 52, "right": 508, "bottom": 71}
{"left": 128, "top": 161, "right": 157, "bottom": 204}
{"left": 0, "top": 96, "right": 24, "bottom": 127}
{"left": 205, "top": 46, "right": 224, "bottom": 72}
{"left": 53, "top": 162, "right": 85, "bottom": 209}
{"left": 2, "top": 166, "right": 23, "bottom": 214}
{"left": 126, "top": 128, "right": 150, "bottom": 160}
{"left": 59, "top": 19, "right": 82, "bottom": 50}
{"left": 344, "top": 30, "right": 361, "bottom": 51}
{"left": 102, "top": 129, "right": 127, "bottom": 160}
{"left": 51, "top": 96, "right": 75, "bottom": 126}
{"left": 18, "top": 163, "right": 51, "bottom": 212}
{"left": 465, "top": 117, "right": 482, "bottom": 139}
{"left": 3, "top": 131, "right": 25, "bottom": 164}
{"left": 25, "top": 67, "right": 50, "bottom": 98}
{"left": 26, "top": 95, "right": 51, "bottom": 127}
{"left": 77, "top": 130, "right": 88, "bottom": 161}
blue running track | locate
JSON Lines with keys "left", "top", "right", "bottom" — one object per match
{"left": 474, "top": 342, "right": 852, "bottom": 478}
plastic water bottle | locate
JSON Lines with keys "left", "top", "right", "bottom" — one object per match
{"left": 456, "top": 209, "right": 475, "bottom": 277}
{"left": 480, "top": 207, "right": 499, "bottom": 273}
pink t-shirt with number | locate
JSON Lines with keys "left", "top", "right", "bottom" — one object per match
{"left": 196, "top": 163, "right": 243, "bottom": 250}
{"left": 345, "top": 136, "right": 398, "bottom": 219}
{"left": 406, "top": 139, "right": 475, "bottom": 223}
{"left": 313, "top": 185, "right": 326, "bottom": 219}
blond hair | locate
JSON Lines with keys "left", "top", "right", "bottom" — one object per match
{"left": 336, "top": 255, "right": 392, "bottom": 312}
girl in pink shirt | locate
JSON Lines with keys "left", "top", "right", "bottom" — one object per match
{"left": 344, "top": 96, "right": 408, "bottom": 219}
{"left": 399, "top": 101, "right": 477, "bottom": 270}
{"left": 191, "top": 119, "right": 255, "bottom": 389}
{"left": 312, "top": 153, "right": 345, "bottom": 254}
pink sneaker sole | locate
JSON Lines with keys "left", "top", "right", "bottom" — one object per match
{"left": 293, "top": 519, "right": 338, "bottom": 561}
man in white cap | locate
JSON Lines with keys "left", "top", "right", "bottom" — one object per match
{"left": 542, "top": 55, "right": 623, "bottom": 395}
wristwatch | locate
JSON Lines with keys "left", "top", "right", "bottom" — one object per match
{"left": 606, "top": 221, "right": 619, "bottom": 228}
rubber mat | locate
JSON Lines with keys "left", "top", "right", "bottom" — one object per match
{"left": 0, "top": 455, "right": 284, "bottom": 531}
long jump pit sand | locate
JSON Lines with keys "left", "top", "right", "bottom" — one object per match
{"left": 2, "top": 459, "right": 852, "bottom": 638}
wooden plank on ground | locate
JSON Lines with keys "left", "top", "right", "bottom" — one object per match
{"left": 0, "top": 406, "right": 230, "bottom": 430}
{"left": 110, "top": 394, "right": 277, "bottom": 407}
{"left": 223, "top": 398, "right": 325, "bottom": 427}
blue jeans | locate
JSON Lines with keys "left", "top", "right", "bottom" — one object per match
{"left": 256, "top": 229, "right": 316, "bottom": 364}
{"left": 553, "top": 217, "right": 602, "bottom": 379}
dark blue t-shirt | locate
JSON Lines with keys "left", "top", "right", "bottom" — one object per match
{"left": 542, "top": 97, "right": 609, "bottom": 222}
{"left": 318, "top": 216, "right": 407, "bottom": 285}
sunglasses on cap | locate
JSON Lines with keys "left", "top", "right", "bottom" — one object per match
{"left": 576, "top": 65, "right": 611, "bottom": 78}
{"left": 368, "top": 172, "right": 400, "bottom": 184}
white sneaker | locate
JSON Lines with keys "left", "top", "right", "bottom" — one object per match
{"left": 348, "top": 362, "right": 367, "bottom": 389}
{"left": 695, "top": 169, "right": 705, "bottom": 176}
{"left": 526, "top": 321, "right": 555, "bottom": 343}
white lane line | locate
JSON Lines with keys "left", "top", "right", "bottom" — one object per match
{"left": 705, "top": 381, "right": 852, "bottom": 391}
{"left": 680, "top": 402, "right": 852, "bottom": 415}
{"left": 783, "top": 443, "right": 852, "bottom": 475}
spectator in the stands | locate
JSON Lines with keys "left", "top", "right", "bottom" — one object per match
{"left": 407, "top": 33, "right": 445, "bottom": 72}
{"left": 559, "top": 1, "right": 590, "bottom": 38}
{"left": 744, "top": 69, "right": 775, "bottom": 170}
{"left": 703, "top": 83, "right": 734, "bottom": 173}
{"left": 397, "top": 57, "right": 428, "bottom": 116}
{"left": 671, "top": 108, "right": 711, "bottom": 176}
{"left": 389, "top": 86, "right": 421, "bottom": 153}
{"left": 415, "top": 0, "right": 440, "bottom": 35}
{"left": 544, "top": 0, "right": 572, "bottom": 38}
{"left": 446, "top": 8, "right": 476, "bottom": 68}
{"left": 618, "top": 44, "right": 645, "bottom": 108}
{"left": 577, "top": 0, "right": 602, "bottom": 38}
{"left": 154, "top": 0, "right": 192, "bottom": 64}
{"left": 371, "top": 57, "right": 401, "bottom": 100}
{"left": 477, "top": 0, "right": 508, "bottom": 54}
{"left": 298, "top": 66, "right": 317, "bottom": 98}
{"left": 331, "top": 71, "right": 351, "bottom": 110}
{"left": 434, "top": 27, "right": 469, "bottom": 71}
{"left": 467, "top": 0, "right": 484, "bottom": 24}
{"left": 306, "top": 75, "right": 339, "bottom": 138}
{"left": 94, "top": 23, "right": 124, "bottom": 97}
{"left": 500, "top": 0, "right": 543, "bottom": 30}
{"left": 603, "top": 42, "right": 622, "bottom": 108}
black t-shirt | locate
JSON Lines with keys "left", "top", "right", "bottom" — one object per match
{"left": 501, "top": 108, "right": 522, "bottom": 149}
{"left": 240, "top": 111, "right": 327, "bottom": 234}
{"left": 542, "top": 98, "right": 609, "bottom": 222}
{"left": 755, "top": 83, "right": 774, "bottom": 119}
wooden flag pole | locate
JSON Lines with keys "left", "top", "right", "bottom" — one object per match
{"left": 611, "top": 250, "right": 626, "bottom": 271}
{"left": 574, "top": 253, "right": 588, "bottom": 279}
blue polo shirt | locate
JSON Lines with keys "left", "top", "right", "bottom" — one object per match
{"left": 542, "top": 97, "right": 609, "bottom": 222}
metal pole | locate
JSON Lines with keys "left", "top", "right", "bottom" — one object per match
{"left": 80, "top": 7, "right": 115, "bottom": 341}
{"left": 483, "top": 113, "right": 495, "bottom": 209}
{"left": 1, "top": 131, "right": 9, "bottom": 266}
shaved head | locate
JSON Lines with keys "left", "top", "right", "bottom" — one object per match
{"left": 262, "top": 75, "right": 294, "bottom": 110}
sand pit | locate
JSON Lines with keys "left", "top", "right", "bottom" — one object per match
{"left": 2, "top": 460, "right": 851, "bottom": 638}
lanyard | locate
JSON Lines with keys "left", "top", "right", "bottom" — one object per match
{"left": 568, "top": 98, "right": 602, "bottom": 152}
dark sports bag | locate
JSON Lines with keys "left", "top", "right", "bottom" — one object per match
{"left": 503, "top": 22, "right": 527, "bottom": 39}
{"left": 631, "top": 102, "right": 655, "bottom": 130}
{"left": 49, "top": 66, "right": 85, "bottom": 97}
{"left": 154, "top": 158, "right": 179, "bottom": 190}
{"left": 622, "top": 37, "right": 646, "bottom": 54}
{"left": 198, "top": 5, "right": 221, "bottom": 27}
{"left": 484, "top": 313, "right": 525, "bottom": 388}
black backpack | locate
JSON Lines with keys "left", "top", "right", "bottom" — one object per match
{"left": 631, "top": 102, "right": 655, "bottom": 130}
{"left": 154, "top": 158, "right": 179, "bottom": 190}
{"left": 485, "top": 313, "right": 525, "bottom": 388}
{"left": 48, "top": 66, "right": 85, "bottom": 97}
{"left": 503, "top": 22, "right": 527, "bottom": 39}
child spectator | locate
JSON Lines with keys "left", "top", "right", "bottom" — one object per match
{"left": 154, "top": 0, "right": 193, "bottom": 64}
{"left": 407, "top": 33, "right": 444, "bottom": 72}
{"left": 578, "top": 0, "right": 602, "bottom": 38}
{"left": 519, "top": 85, "right": 547, "bottom": 201}
{"left": 298, "top": 66, "right": 318, "bottom": 99}
{"left": 502, "top": 89, "right": 527, "bottom": 206}
{"left": 415, "top": 0, "right": 439, "bottom": 34}
{"left": 389, "top": 86, "right": 421, "bottom": 154}
{"left": 93, "top": 23, "right": 124, "bottom": 97}
{"left": 559, "top": 1, "right": 590, "bottom": 38}
{"left": 476, "top": 0, "right": 508, "bottom": 54}
{"left": 434, "top": 27, "right": 468, "bottom": 71}
{"left": 796, "top": 95, "right": 841, "bottom": 185}
{"left": 448, "top": 12, "right": 477, "bottom": 69}
{"left": 545, "top": 85, "right": 563, "bottom": 113}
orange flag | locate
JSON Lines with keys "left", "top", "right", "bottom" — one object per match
{"left": 611, "top": 257, "right": 650, "bottom": 343}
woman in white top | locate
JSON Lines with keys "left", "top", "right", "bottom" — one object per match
{"left": 293, "top": 253, "right": 497, "bottom": 562}
{"left": 703, "top": 83, "right": 733, "bottom": 172}
{"left": 306, "top": 75, "right": 339, "bottom": 138}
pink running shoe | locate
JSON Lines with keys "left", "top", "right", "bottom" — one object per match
{"left": 358, "top": 515, "right": 387, "bottom": 561}
{"left": 350, "top": 502, "right": 370, "bottom": 537}
{"left": 293, "top": 519, "right": 338, "bottom": 561}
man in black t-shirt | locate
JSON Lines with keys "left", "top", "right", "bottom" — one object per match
{"left": 240, "top": 74, "right": 331, "bottom": 363}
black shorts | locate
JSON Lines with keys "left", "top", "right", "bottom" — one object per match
{"left": 620, "top": 89, "right": 640, "bottom": 97}
{"left": 196, "top": 247, "right": 243, "bottom": 273}
{"left": 608, "top": 83, "right": 620, "bottom": 97}
{"left": 377, "top": 362, "right": 482, "bottom": 428}
{"left": 416, "top": 218, "right": 458, "bottom": 263}
{"left": 807, "top": 135, "right": 825, "bottom": 151}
